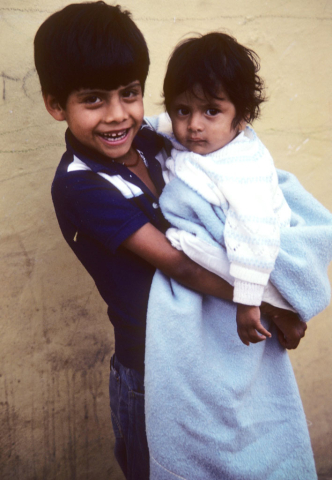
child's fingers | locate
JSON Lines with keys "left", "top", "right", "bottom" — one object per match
{"left": 237, "top": 328, "right": 250, "bottom": 346}
{"left": 238, "top": 328, "right": 267, "bottom": 345}
{"left": 255, "top": 323, "right": 272, "bottom": 338}
{"left": 248, "top": 330, "right": 267, "bottom": 343}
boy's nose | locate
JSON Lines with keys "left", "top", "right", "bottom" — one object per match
{"left": 188, "top": 113, "right": 203, "bottom": 132}
{"left": 105, "top": 99, "right": 128, "bottom": 123}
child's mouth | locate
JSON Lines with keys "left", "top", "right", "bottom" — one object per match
{"left": 99, "top": 129, "right": 129, "bottom": 143}
{"left": 188, "top": 137, "right": 205, "bottom": 143}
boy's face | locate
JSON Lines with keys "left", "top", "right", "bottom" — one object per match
{"left": 56, "top": 81, "right": 144, "bottom": 162}
{"left": 169, "top": 85, "right": 241, "bottom": 155}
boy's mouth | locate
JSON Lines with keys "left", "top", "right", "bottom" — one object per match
{"left": 99, "top": 129, "right": 129, "bottom": 143}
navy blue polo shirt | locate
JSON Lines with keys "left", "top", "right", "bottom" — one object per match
{"left": 51, "top": 125, "right": 169, "bottom": 374}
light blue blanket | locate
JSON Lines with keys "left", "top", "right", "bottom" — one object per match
{"left": 145, "top": 169, "right": 332, "bottom": 479}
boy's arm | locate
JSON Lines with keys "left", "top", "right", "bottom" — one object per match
{"left": 260, "top": 302, "right": 307, "bottom": 350}
{"left": 122, "top": 223, "right": 307, "bottom": 349}
{"left": 122, "top": 222, "right": 234, "bottom": 301}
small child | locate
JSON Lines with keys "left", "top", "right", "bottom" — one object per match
{"left": 144, "top": 32, "right": 332, "bottom": 480}
{"left": 153, "top": 32, "right": 294, "bottom": 346}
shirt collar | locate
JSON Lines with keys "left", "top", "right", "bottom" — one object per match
{"left": 65, "top": 122, "right": 166, "bottom": 198}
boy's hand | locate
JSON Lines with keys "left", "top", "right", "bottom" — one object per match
{"left": 260, "top": 303, "right": 307, "bottom": 349}
{"left": 236, "top": 304, "right": 272, "bottom": 346}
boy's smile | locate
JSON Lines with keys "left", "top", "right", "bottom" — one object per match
{"left": 47, "top": 81, "right": 144, "bottom": 163}
{"left": 169, "top": 85, "right": 241, "bottom": 155}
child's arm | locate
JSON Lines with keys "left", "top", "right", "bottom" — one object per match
{"left": 218, "top": 131, "right": 291, "bottom": 308}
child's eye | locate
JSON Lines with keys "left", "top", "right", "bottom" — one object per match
{"left": 206, "top": 108, "right": 220, "bottom": 116}
{"left": 177, "top": 107, "right": 190, "bottom": 116}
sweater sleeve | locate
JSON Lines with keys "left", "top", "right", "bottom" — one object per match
{"left": 221, "top": 150, "right": 284, "bottom": 305}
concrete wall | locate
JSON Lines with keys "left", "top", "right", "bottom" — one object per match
{"left": 1, "top": 1, "right": 331, "bottom": 479}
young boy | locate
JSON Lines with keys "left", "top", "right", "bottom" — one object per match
{"left": 34, "top": 5, "right": 308, "bottom": 479}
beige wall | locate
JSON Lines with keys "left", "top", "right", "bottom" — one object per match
{"left": 1, "top": 1, "right": 331, "bottom": 479}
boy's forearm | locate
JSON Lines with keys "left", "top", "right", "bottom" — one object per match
{"left": 171, "top": 256, "right": 234, "bottom": 301}
{"left": 122, "top": 222, "right": 233, "bottom": 302}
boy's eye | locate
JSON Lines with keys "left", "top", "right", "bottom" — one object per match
{"left": 84, "top": 95, "right": 101, "bottom": 105}
{"left": 206, "top": 108, "right": 220, "bottom": 116}
{"left": 122, "top": 88, "right": 139, "bottom": 99}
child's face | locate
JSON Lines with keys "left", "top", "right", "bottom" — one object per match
{"left": 169, "top": 85, "right": 240, "bottom": 155}
{"left": 60, "top": 81, "right": 144, "bottom": 162}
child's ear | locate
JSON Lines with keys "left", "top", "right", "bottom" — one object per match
{"left": 43, "top": 93, "right": 67, "bottom": 121}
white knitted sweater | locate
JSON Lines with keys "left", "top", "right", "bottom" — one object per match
{"left": 160, "top": 121, "right": 291, "bottom": 305}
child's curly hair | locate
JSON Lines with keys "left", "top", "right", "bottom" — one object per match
{"left": 163, "top": 32, "right": 266, "bottom": 129}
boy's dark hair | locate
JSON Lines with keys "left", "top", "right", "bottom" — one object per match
{"left": 163, "top": 32, "right": 265, "bottom": 128}
{"left": 34, "top": 1, "right": 150, "bottom": 107}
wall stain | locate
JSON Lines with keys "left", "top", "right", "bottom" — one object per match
{"left": 0, "top": 7, "right": 50, "bottom": 13}
{"left": 0, "top": 67, "right": 38, "bottom": 103}
{"left": 3, "top": 375, "right": 19, "bottom": 478}
{"left": 0, "top": 72, "right": 20, "bottom": 101}
{"left": 82, "top": 372, "right": 90, "bottom": 480}
{"left": 0, "top": 7, "right": 331, "bottom": 21}
{"left": 1, "top": 354, "right": 114, "bottom": 479}
{"left": 30, "top": 394, "right": 38, "bottom": 480}
{"left": 66, "top": 370, "right": 78, "bottom": 480}
{"left": 14, "top": 229, "right": 35, "bottom": 279}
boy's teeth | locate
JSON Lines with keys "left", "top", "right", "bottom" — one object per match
{"left": 101, "top": 130, "right": 127, "bottom": 140}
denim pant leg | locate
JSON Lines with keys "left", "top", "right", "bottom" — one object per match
{"left": 109, "top": 354, "right": 149, "bottom": 480}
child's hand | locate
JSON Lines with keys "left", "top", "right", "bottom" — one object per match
{"left": 260, "top": 303, "right": 307, "bottom": 350}
{"left": 236, "top": 304, "right": 272, "bottom": 346}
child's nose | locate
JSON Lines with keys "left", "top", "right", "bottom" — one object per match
{"left": 105, "top": 99, "right": 128, "bottom": 123}
{"left": 188, "top": 113, "right": 203, "bottom": 132}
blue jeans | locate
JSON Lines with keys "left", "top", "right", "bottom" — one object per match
{"left": 109, "top": 355, "right": 150, "bottom": 480}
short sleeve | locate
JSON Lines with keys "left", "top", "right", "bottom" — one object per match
{"left": 52, "top": 170, "right": 150, "bottom": 253}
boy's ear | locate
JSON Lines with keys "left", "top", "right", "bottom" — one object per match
{"left": 43, "top": 93, "right": 67, "bottom": 121}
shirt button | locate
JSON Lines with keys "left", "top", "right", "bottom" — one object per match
{"left": 152, "top": 202, "right": 159, "bottom": 209}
